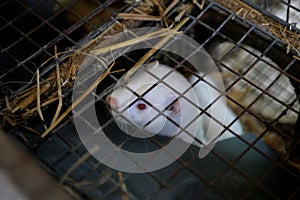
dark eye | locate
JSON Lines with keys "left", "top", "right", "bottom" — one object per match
{"left": 167, "top": 105, "right": 174, "bottom": 111}
{"left": 137, "top": 103, "right": 147, "bottom": 110}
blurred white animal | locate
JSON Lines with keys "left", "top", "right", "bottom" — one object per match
{"left": 106, "top": 62, "right": 243, "bottom": 157}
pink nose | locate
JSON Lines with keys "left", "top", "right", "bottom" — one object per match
{"left": 106, "top": 96, "right": 118, "bottom": 111}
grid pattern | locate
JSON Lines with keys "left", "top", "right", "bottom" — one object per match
{"left": 1, "top": 0, "right": 300, "bottom": 199}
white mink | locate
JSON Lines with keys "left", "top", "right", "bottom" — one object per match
{"left": 106, "top": 61, "right": 243, "bottom": 154}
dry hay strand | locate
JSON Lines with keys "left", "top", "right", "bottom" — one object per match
{"left": 117, "top": 172, "right": 129, "bottom": 200}
{"left": 0, "top": 0, "right": 169, "bottom": 129}
{"left": 0, "top": 0, "right": 188, "bottom": 136}
{"left": 0, "top": 20, "right": 121, "bottom": 130}
{"left": 41, "top": 17, "right": 189, "bottom": 137}
{"left": 0, "top": 16, "right": 125, "bottom": 128}
{"left": 2, "top": 0, "right": 299, "bottom": 172}
{"left": 214, "top": 0, "right": 300, "bottom": 57}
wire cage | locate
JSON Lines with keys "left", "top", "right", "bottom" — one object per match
{"left": 1, "top": 0, "right": 300, "bottom": 199}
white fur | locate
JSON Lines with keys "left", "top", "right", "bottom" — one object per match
{"left": 107, "top": 62, "right": 243, "bottom": 149}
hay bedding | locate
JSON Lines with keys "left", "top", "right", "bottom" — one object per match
{"left": 0, "top": 0, "right": 300, "bottom": 171}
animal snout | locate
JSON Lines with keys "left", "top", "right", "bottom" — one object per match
{"left": 106, "top": 96, "right": 118, "bottom": 112}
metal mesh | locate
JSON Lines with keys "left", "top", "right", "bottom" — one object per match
{"left": 1, "top": 0, "right": 300, "bottom": 199}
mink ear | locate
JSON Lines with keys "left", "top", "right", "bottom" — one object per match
{"left": 147, "top": 61, "right": 159, "bottom": 69}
